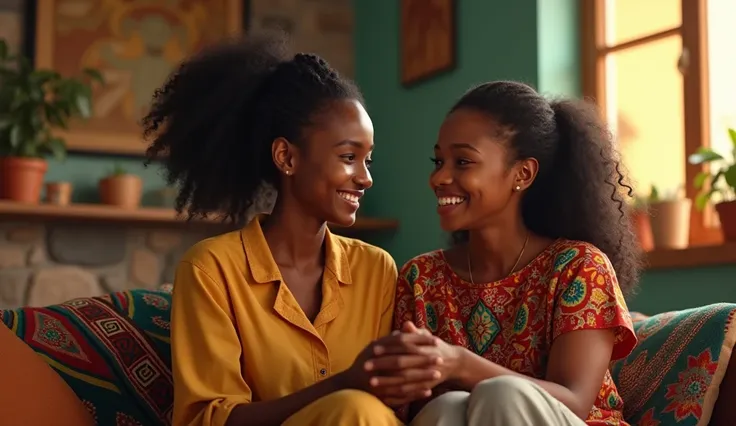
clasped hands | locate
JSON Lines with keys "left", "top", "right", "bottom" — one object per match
{"left": 343, "top": 321, "right": 462, "bottom": 406}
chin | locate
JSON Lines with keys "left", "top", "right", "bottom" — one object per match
{"left": 326, "top": 211, "right": 357, "bottom": 228}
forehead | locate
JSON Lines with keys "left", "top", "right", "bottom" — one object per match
{"left": 437, "top": 108, "right": 507, "bottom": 148}
{"left": 306, "top": 99, "right": 374, "bottom": 149}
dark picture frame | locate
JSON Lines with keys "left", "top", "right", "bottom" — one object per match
{"left": 400, "top": 0, "right": 457, "bottom": 87}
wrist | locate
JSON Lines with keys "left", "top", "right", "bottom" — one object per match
{"left": 331, "top": 371, "right": 352, "bottom": 391}
{"left": 448, "top": 346, "right": 469, "bottom": 382}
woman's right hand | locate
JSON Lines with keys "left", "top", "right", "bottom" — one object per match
{"left": 339, "top": 332, "right": 443, "bottom": 406}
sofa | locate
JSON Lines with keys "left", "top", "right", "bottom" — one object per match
{"left": 1, "top": 288, "right": 734, "bottom": 426}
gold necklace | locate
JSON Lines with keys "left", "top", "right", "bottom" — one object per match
{"left": 467, "top": 233, "right": 529, "bottom": 285}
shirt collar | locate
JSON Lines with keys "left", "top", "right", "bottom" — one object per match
{"left": 242, "top": 214, "right": 353, "bottom": 285}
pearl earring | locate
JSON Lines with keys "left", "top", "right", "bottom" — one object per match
{"left": 285, "top": 170, "right": 291, "bottom": 175}
{"left": 515, "top": 185, "right": 521, "bottom": 191}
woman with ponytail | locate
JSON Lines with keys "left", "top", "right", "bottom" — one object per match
{"left": 378, "top": 81, "right": 643, "bottom": 425}
{"left": 146, "top": 33, "right": 440, "bottom": 426}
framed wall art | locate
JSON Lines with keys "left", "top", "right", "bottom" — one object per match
{"left": 400, "top": 0, "right": 456, "bottom": 87}
{"left": 33, "top": 0, "right": 245, "bottom": 155}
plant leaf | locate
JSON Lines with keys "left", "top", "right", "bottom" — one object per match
{"left": 725, "top": 164, "right": 736, "bottom": 189}
{"left": 82, "top": 68, "right": 104, "bottom": 84}
{"left": 693, "top": 171, "right": 710, "bottom": 190}
{"left": 649, "top": 185, "right": 659, "bottom": 202}
{"left": 9, "top": 124, "right": 21, "bottom": 148}
{"left": 75, "top": 94, "right": 92, "bottom": 118}
{"left": 695, "top": 191, "right": 712, "bottom": 211}
{"left": 688, "top": 147, "right": 724, "bottom": 165}
{"left": 728, "top": 128, "right": 736, "bottom": 148}
{"left": 44, "top": 137, "right": 66, "bottom": 161}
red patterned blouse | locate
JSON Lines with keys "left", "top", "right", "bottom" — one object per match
{"left": 394, "top": 239, "right": 638, "bottom": 426}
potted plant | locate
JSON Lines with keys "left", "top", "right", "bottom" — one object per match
{"left": 647, "top": 185, "right": 692, "bottom": 250}
{"left": 0, "top": 38, "right": 103, "bottom": 203}
{"left": 99, "top": 163, "right": 143, "bottom": 209}
{"left": 631, "top": 194, "right": 654, "bottom": 252}
{"left": 688, "top": 128, "right": 736, "bottom": 242}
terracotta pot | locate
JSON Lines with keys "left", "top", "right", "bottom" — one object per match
{"left": 632, "top": 210, "right": 654, "bottom": 252}
{"left": 649, "top": 199, "right": 692, "bottom": 250}
{"left": 716, "top": 200, "right": 736, "bottom": 242}
{"left": 99, "top": 174, "right": 142, "bottom": 209}
{"left": 0, "top": 157, "right": 48, "bottom": 204}
{"left": 45, "top": 181, "right": 72, "bottom": 206}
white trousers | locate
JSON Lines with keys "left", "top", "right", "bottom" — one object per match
{"left": 410, "top": 376, "right": 588, "bottom": 426}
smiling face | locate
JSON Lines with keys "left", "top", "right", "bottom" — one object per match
{"left": 286, "top": 98, "right": 375, "bottom": 227}
{"left": 430, "top": 108, "right": 526, "bottom": 232}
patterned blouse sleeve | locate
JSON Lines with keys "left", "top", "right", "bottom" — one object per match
{"left": 552, "top": 245, "right": 638, "bottom": 361}
{"left": 393, "top": 260, "right": 418, "bottom": 331}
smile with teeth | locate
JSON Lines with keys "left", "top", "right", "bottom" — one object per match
{"left": 338, "top": 191, "right": 360, "bottom": 204}
{"left": 437, "top": 196, "right": 466, "bottom": 206}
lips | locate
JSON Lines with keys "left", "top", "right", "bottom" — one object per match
{"left": 437, "top": 196, "right": 466, "bottom": 206}
{"left": 337, "top": 190, "right": 363, "bottom": 209}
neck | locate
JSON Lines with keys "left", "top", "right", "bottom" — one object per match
{"left": 261, "top": 197, "right": 327, "bottom": 269}
{"left": 467, "top": 214, "right": 528, "bottom": 280}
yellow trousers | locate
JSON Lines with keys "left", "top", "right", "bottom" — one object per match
{"left": 281, "top": 390, "right": 402, "bottom": 426}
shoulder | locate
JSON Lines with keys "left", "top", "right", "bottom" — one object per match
{"left": 548, "top": 239, "right": 613, "bottom": 273}
{"left": 179, "top": 229, "right": 244, "bottom": 275}
{"left": 398, "top": 250, "right": 445, "bottom": 281}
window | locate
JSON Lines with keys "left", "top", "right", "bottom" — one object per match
{"left": 581, "top": 0, "right": 731, "bottom": 247}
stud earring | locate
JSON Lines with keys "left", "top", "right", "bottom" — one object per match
{"left": 514, "top": 185, "right": 521, "bottom": 191}
{"left": 285, "top": 170, "right": 291, "bottom": 175}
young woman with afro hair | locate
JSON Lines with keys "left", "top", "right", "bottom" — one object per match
{"left": 374, "top": 81, "right": 644, "bottom": 426}
{"left": 144, "top": 34, "right": 441, "bottom": 426}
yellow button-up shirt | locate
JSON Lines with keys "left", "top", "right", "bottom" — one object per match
{"left": 171, "top": 216, "right": 398, "bottom": 426}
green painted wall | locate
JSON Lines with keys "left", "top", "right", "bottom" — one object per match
{"left": 354, "top": 0, "right": 735, "bottom": 313}
{"left": 45, "top": 154, "right": 166, "bottom": 205}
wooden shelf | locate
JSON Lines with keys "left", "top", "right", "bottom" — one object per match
{"left": 645, "top": 242, "right": 736, "bottom": 270}
{"left": 0, "top": 200, "right": 399, "bottom": 232}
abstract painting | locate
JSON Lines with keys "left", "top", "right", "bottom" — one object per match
{"left": 34, "top": 0, "right": 244, "bottom": 155}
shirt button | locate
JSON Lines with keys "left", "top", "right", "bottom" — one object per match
{"left": 319, "top": 368, "right": 327, "bottom": 376}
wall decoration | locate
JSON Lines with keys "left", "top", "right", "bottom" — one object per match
{"left": 34, "top": 0, "right": 244, "bottom": 155}
{"left": 400, "top": 0, "right": 456, "bottom": 87}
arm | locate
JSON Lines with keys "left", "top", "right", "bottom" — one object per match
{"left": 453, "top": 329, "right": 615, "bottom": 418}
{"left": 173, "top": 260, "right": 350, "bottom": 426}
{"left": 448, "top": 250, "right": 637, "bottom": 419}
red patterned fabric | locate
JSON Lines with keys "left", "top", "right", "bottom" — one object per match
{"left": 394, "top": 239, "right": 638, "bottom": 425}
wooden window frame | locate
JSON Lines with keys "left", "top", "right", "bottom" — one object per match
{"left": 580, "top": 0, "right": 724, "bottom": 250}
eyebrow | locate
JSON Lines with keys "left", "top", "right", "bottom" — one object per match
{"left": 434, "top": 143, "right": 481, "bottom": 153}
{"left": 335, "top": 140, "right": 374, "bottom": 151}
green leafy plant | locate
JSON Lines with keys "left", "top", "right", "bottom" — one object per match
{"left": 688, "top": 128, "right": 736, "bottom": 210}
{"left": 0, "top": 38, "right": 103, "bottom": 160}
{"left": 106, "top": 163, "right": 129, "bottom": 177}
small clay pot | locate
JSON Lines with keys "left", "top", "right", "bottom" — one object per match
{"left": 45, "top": 181, "right": 73, "bottom": 206}
{"left": 99, "top": 174, "right": 143, "bottom": 209}
{"left": 0, "top": 157, "right": 48, "bottom": 204}
{"left": 715, "top": 200, "right": 736, "bottom": 242}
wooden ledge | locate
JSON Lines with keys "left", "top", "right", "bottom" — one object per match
{"left": 645, "top": 242, "right": 736, "bottom": 270}
{"left": 0, "top": 200, "right": 399, "bottom": 233}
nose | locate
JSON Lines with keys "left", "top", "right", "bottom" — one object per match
{"left": 354, "top": 163, "right": 373, "bottom": 190}
{"left": 429, "top": 163, "right": 452, "bottom": 189}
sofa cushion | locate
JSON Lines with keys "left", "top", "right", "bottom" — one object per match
{"left": 610, "top": 303, "right": 736, "bottom": 426}
{"left": 0, "top": 289, "right": 174, "bottom": 426}
{"left": 0, "top": 320, "right": 96, "bottom": 426}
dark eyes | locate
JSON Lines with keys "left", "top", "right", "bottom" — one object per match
{"left": 430, "top": 157, "right": 471, "bottom": 167}
{"left": 342, "top": 154, "right": 372, "bottom": 168}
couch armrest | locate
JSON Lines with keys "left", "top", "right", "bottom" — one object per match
{"left": 711, "top": 348, "right": 735, "bottom": 426}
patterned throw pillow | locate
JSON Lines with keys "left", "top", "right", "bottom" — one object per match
{"left": 0, "top": 289, "right": 173, "bottom": 426}
{"left": 611, "top": 303, "right": 736, "bottom": 426}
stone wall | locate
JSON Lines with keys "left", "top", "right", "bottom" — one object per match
{"left": 0, "top": 222, "right": 214, "bottom": 309}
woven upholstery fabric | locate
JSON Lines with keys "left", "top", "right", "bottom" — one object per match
{"left": 611, "top": 303, "right": 736, "bottom": 426}
{"left": 1, "top": 289, "right": 173, "bottom": 426}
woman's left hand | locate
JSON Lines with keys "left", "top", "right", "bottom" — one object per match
{"left": 364, "top": 321, "right": 464, "bottom": 398}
